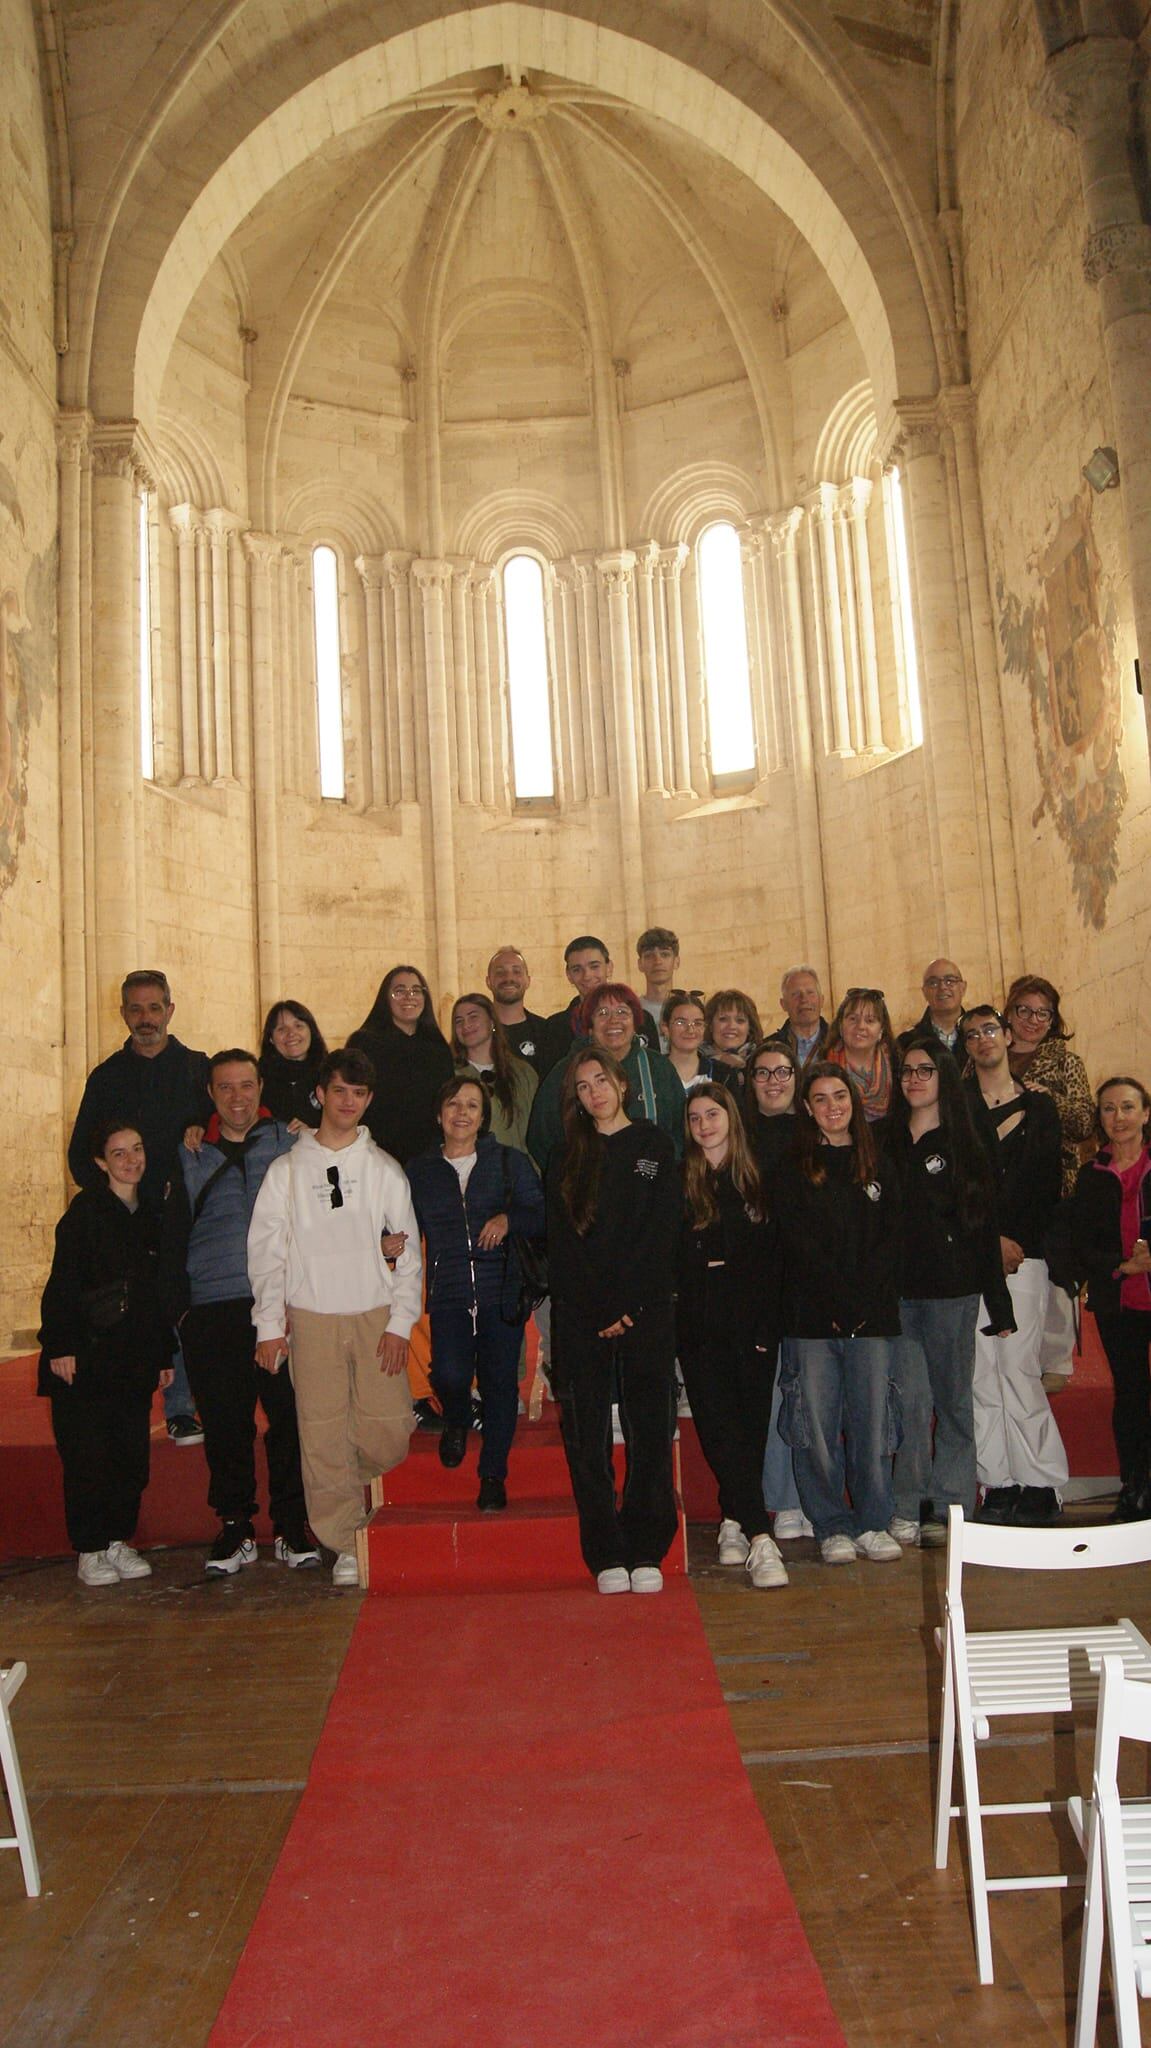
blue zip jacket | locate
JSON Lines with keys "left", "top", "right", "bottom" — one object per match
{"left": 160, "top": 1112, "right": 297, "bottom": 1314}
{"left": 407, "top": 1132, "right": 545, "bottom": 1318}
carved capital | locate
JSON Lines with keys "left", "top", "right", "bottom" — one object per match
{"left": 1034, "top": 35, "right": 1136, "bottom": 137}
{"left": 242, "top": 531, "right": 284, "bottom": 576}
{"left": 476, "top": 80, "right": 550, "bottom": 131}
{"left": 169, "top": 504, "right": 204, "bottom": 546}
{"left": 838, "top": 476, "right": 874, "bottom": 523}
{"left": 738, "top": 524, "right": 765, "bottom": 564}
{"left": 412, "top": 556, "right": 453, "bottom": 597}
{"left": 657, "top": 542, "right": 688, "bottom": 581}
{"left": 1082, "top": 220, "right": 1151, "bottom": 286}
{"left": 90, "top": 419, "right": 157, "bottom": 490}
{"left": 56, "top": 409, "right": 90, "bottom": 466}
{"left": 765, "top": 506, "right": 805, "bottom": 557}
{"left": 877, "top": 397, "right": 940, "bottom": 470}
{"left": 355, "top": 552, "right": 385, "bottom": 592}
{"left": 596, "top": 549, "right": 636, "bottom": 595}
{"left": 804, "top": 482, "right": 839, "bottom": 525}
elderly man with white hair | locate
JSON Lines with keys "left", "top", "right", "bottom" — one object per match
{"left": 768, "top": 965, "right": 829, "bottom": 1074}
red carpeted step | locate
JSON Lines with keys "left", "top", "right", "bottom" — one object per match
{"left": 382, "top": 1423, "right": 573, "bottom": 1505}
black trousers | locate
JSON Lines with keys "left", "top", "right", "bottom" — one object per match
{"left": 50, "top": 1375, "right": 154, "bottom": 1553}
{"left": 678, "top": 1326, "right": 776, "bottom": 1538}
{"left": 180, "top": 1298, "right": 307, "bottom": 1533}
{"left": 553, "top": 1303, "right": 678, "bottom": 1577}
{"left": 1095, "top": 1309, "right": 1151, "bottom": 1491}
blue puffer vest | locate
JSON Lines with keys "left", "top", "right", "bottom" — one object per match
{"left": 180, "top": 1117, "right": 297, "bottom": 1305}
{"left": 406, "top": 1132, "right": 545, "bottom": 1314}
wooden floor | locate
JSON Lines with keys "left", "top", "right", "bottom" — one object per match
{"left": 1, "top": 1509, "right": 1145, "bottom": 2046}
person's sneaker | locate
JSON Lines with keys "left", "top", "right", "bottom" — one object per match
{"left": 717, "top": 1518, "right": 750, "bottom": 1565}
{"left": 773, "top": 1508, "right": 814, "bottom": 1542}
{"left": 332, "top": 1551, "right": 360, "bottom": 1588}
{"left": 166, "top": 1413, "right": 205, "bottom": 1445}
{"left": 205, "top": 1522, "right": 258, "bottom": 1576}
{"left": 630, "top": 1566, "right": 664, "bottom": 1593}
{"left": 78, "top": 1550, "right": 120, "bottom": 1586}
{"left": 919, "top": 1516, "right": 949, "bottom": 1548}
{"left": 597, "top": 1566, "right": 631, "bottom": 1594}
{"left": 820, "top": 1534, "right": 857, "bottom": 1566}
{"left": 413, "top": 1397, "right": 444, "bottom": 1432}
{"left": 106, "top": 1540, "right": 152, "bottom": 1579}
{"left": 746, "top": 1534, "right": 789, "bottom": 1589}
{"left": 976, "top": 1485, "right": 1021, "bottom": 1525}
{"left": 274, "top": 1531, "right": 321, "bottom": 1568}
{"left": 476, "top": 1477, "right": 507, "bottom": 1512}
{"left": 1014, "top": 1485, "right": 1062, "bottom": 1526}
{"left": 854, "top": 1529, "right": 903, "bottom": 1563}
{"left": 438, "top": 1425, "right": 468, "bottom": 1469}
{"left": 889, "top": 1516, "right": 921, "bottom": 1548}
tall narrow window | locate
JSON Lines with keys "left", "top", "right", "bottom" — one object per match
{"left": 886, "top": 468, "right": 923, "bottom": 748}
{"left": 698, "top": 521, "right": 756, "bottom": 778}
{"left": 502, "top": 554, "right": 555, "bottom": 800}
{"left": 139, "top": 492, "right": 155, "bottom": 780}
{"left": 312, "top": 544, "right": 346, "bottom": 800}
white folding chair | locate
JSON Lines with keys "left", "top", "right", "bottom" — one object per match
{"left": 0, "top": 1661, "right": 40, "bottom": 1897}
{"left": 1070, "top": 1656, "right": 1151, "bottom": 2048}
{"left": 934, "top": 1506, "right": 1151, "bottom": 1984}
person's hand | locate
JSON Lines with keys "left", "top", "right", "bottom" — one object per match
{"left": 183, "top": 1124, "right": 205, "bottom": 1153}
{"left": 377, "top": 1330, "right": 409, "bottom": 1376}
{"left": 159, "top": 1366, "right": 175, "bottom": 1390}
{"left": 477, "top": 1212, "right": 508, "bottom": 1251}
{"left": 256, "top": 1336, "right": 288, "bottom": 1373}
{"left": 380, "top": 1231, "right": 407, "bottom": 1261}
{"left": 50, "top": 1355, "right": 77, "bottom": 1384}
{"left": 1120, "top": 1238, "right": 1151, "bottom": 1277}
{"left": 286, "top": 1117, "right": 306, "bottom": 1135}
{"left": 597, "top": 1314, "right": 634, "bottom": 1339}
{"left": 1000, "top": 1235, "right": 1025, "bottom": 1275}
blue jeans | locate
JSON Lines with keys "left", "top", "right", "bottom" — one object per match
{"left": 163, "top": 1341, "right": 196, "bottom": 1422}
{"left": 780, "top": 1337, "right": 897, "bottom": 1540}
{"left": 429, "top": 1304, "right": 523, "bottom": 1480}
{"left": 762, "top": 1352, "right": 802, "bottom": 1514}
{"left": 892, "top": 1295, "right": 979, "bottom": 1520}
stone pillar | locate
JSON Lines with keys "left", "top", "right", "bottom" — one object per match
{"left": 57, "top": 412, "right": 96, "bottom": 1102}
{"left": 841, "top": 478, "right": 884, "bottom": 753}
{"left": 572, "top": 556, "right": 608, "bottom": 796}
{"left": 739, "top": 525, "right": 774, "bottom": 776}
{"left": 634, "top": 542, "right": 666, "bottom": 794}
{"left": 243, "top": 533, "right": 283, "bottom": 1013}
{"left": 355, "top": 554, "right": 388, "bottom": 809}
{"left": 768, "top": 507, "right": 831, "bottom": 984}
{"left": 412, "top": 559, "right": 460, "bottom": 1001}
{"left": 809, "top": 484, "right": 853, "bottom": 755}
{"left": 658, "top": 544, "right": 692, "bottom": 794}
{"left": 551, "top": 563, "right": 586, "bottom": 803}
{"left": 90, "top": 424, "right": 148, "bottom": 1043}
{"left": 1037, "top": 35, "right": 1151, "bottom": 748}
{"left": 596, "top": 550, "right": 645, "bottom": 940}
{"left": 471, "top": 568, "right": 499, "bottom": 808}
{"left": 168, "top": 506, "right": 201, "bottom": 782}
{"left": 447, "top": 556, "right": 476, "bottom": 805}
{"left": 227, "top": 528, "right": 251, "bottom": 790}
{"left": 193, "top": 517, "right": 216, "bottom": 784}
{"left": 205, "top": 511, "right": 236, "bottom": 784}
{"left": 384, "top": 551, "right": 416, "bottom": 802}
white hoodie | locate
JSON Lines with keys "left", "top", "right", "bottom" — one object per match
{"left": 247, "top": 1126, "right": 422, "bottom": 1341}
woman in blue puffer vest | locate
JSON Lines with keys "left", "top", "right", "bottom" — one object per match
{"left": 406, "top": 1075, "right": 545, "bottom": 1511}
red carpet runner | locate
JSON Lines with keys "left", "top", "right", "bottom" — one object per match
{"left": 209, "top": 1578, "right": 845, "bottom": 2048}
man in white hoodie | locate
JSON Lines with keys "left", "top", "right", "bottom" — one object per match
{"left": 247, "top": 1047, "right": 421, "bottom": 1585}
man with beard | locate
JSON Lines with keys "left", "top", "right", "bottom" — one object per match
{"left": 485, "top": 946, "right": 549, "bottom": 1076}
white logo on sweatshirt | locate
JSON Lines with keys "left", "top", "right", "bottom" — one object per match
{"left": 635, "top": 1157, "right": 660, "bottom": 1180}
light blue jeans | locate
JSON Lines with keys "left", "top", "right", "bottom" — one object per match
{"left": 892, "top": 1295, "right": 979, "bottom": 1520}
{"left": 779, "top": 1336, "right": 898, "bottom": 1540}
{"left": 761, "top": 1353, "right": 802, "bottom": 1513}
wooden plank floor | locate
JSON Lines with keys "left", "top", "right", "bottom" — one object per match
{"left": 2, "top": 1508, "right": 1147, "bottom": 2045}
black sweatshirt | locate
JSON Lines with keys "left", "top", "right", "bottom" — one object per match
{"left": 676, "top": 1167, "right": 779, "bottom": 1360}
{"left": 37, "top": 1185, "right": 173, "bottom": 1396}
{"left": 258, "top": 1047, "right": 323, "bottom": 1128}
{"left": 344, "top": 1024, "right": 454, "bottom": 1166}
{"left": 894, "top": 1126, "right": 1015, "bottom": 1330}
{"left": 775, "top": 1144, "right": 902, "bottom": 1339}
{"left": 546, "top": 1120, "right": 678, "bottom": 1329}
{"left": 964, "top": 1080, "right": 1063, "bottom": 1258}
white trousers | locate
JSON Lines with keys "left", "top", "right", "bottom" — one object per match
{"left": 1038, "top": 1280, "right": 1077, "bottom": 1379}
{"left": 973, "top": 1259, "right": 1069, "bottom": 1489}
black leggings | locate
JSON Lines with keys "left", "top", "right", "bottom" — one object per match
{"left": 1094, "top": 1309, "right": 1151, "bottom": 1491}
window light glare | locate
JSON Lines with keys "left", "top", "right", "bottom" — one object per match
{"left": 312, "top": 545, "right": 346, "bottom": 800}
{"left": 503, "top": 554, "right": 555, "bottom": 800}
{"left": 698, "top": 522, "right": 756, "bottom": 777}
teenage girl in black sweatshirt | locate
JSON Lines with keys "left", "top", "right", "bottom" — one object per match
{"left": 546, "top": 1048, "right": 680, "bottom": 1594}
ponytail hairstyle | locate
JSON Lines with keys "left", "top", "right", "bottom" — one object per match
{"left": 890, "top": 1032, "right": 995, "bottom": 1230}
{"left": 683, "top": 1081, "right": 764, "bottom": 1228}
{"left": 793, "top": 1061, "right": 876, "bottom": 1187}
{"left": 450, "top": 992, "right": 518, "bottom": 1120}
{"left": 558, "top": 1050, "right": 630, "bottom": 1236}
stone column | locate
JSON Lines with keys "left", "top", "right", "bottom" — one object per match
{"left": 168, "top": 506, "right": 201, "bottom": 782}
{"left": 57, "top": 412, "right": 96, "bottom": 1101}
{"left": 658, "top": 544, "right": 692, "bottom": 794}
{"left": 243, "top": 533, "right": 283, "bottom": 1013}
{"left": 596, "top": 550, "right": 645, "bottom": 939}
{"left": 384, "top": 551, "right": 416, "bottom": 802}
{"left": 447, "top": 556, "right": 476, "bottom": 805}
{"left": 551, "top": 562, "right": 586, "bottom": 803}
{"left": 809, "top": 484, "right": 853, "bottom": 755}
{"left": 739, "top": 525, "right": 774, "bottom": 776}
{"left": 205, "top": 511, "right": 237, "bottom": 784}
{"left": 768, "top": 507, "right": 831, "bottom": 984}
{"left": 841, "top": 478, "right": 884, "bottom": 752}
{"left": 572, "top": 556, "right": 608, "bottom": 796}
{"left": 471, "top": 568, "right": 499, "bottom": 807}
{"left": 412, "top": 559, "right": 460, "bottom": 1001}
{"left": 227, "top": 528, "right": 251, "bottom": 789}
{"left": 90, "top": 424, "right": 148, "bottom": 1043}
{"left": 634, "top": 542, "right": 666, "bottom": 795}
{"left": 355, "top": 554, "right": 388, "bottom": 809}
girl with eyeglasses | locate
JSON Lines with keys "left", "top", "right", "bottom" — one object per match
{"left": 1002, "top": 975, "right": 1094, "bottom": 1392}
{"left": 824, "top": 988, "right": 897, "bottom": 1122}
{"left": 348, "top": 964, "right": 454, "bottom": 1166}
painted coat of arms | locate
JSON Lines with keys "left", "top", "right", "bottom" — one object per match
{"left": 996, "top": 491, "right": 1125, "bottom": 929}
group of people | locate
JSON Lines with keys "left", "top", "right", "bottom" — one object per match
{"left": 38, "top": 932, "right": 1151, "bottom": 1599}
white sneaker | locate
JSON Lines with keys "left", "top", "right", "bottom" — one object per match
{"left": 331, "top": 1551, "right": 360, "bottom": 1588}
{"left": 630, "top": 1566, "right": 663, "bottom": 1593}
{"left": 746, "top": 1534, "right": 789, "bottom": 1589}
{"left": 820, "top": 1534, "right": 857, "bottom": 1566}
{"left": 274, "top": 1534, "right": 321, "bottom": 1570}
{"left": 855, "top": 1529, "right": 903, "bottom": 1563}
{"left": 717, "top": 1519, "right": 750, "bottom": 1565}
{"left": 889, "top": 1516, "right": 921, "bottom": 1548}
{"left": 106, "top": 1540, "right": 152, "bottom": 1580}
{"left": 597, "top": 1566, "right": 631, "bottom": 1594}
{"left": 773, "top": 1509, "right": 814, "bottom": 1542}
{"left": 78, "top": 1550, "right": 120, "bottom": 1586}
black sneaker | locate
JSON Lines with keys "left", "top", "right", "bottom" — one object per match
{"left": 413, "top": 1398, "right": 444, "bottom": 1433}
{"left": 274, "top": 1529, "right": 321, "bottom": 1569}
{"left": 1014, "top": 1485, "right": 1062, "bottom": 1526}
{"left": 477, "top": 1477, "right": 507, "bottom": 1512}
{"left": 205, "top": 1521, "right": 257, "bottom": 1575}
{"left": 438, "top": 1425, "right": 469, "bottom": 1469}
{"left": 976, "top": 1485, "right": 1021, "bottom": 1525}
{"left": 167, "top": 1413, "right": 205, "bottom": 1445}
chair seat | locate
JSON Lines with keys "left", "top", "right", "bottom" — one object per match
{"left": 965, "top": 1620, "right": 1151, "bottom": 1724}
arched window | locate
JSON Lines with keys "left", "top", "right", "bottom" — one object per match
{"left": 697, "top": 521, "right": 756, "bottom": 779}
{"left": 311, "top": 544, "right": 346, "bottom": 800}
{"left": 138, "top": 491, "right": 155, "bottom": 780}
{"left": 502, "top": 553, "right": 555, "bottom": 800}
{"left": 885, "top": 468, "right": 923, "bottom": 748}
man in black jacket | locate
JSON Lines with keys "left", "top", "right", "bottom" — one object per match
{"left": 68, "top": 969, "right": 212, "bottom": 1443}
{"left": 896, "top": 958, "right": 968, "bottom": 1061}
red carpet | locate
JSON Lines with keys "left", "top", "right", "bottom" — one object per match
{"left": 209, "top": 1580, "right": 845, "bottom": 2048}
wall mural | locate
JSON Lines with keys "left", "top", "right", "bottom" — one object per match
{"left": 0, "top": 454, "right": 55, "bottom": 905}
{"left": 996, "top": 488, "right": 1125, "bottom": 930}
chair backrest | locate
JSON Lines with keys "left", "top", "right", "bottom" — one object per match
{"left": 944, "top": 1506, "right": 1151, "bottom": 1610}
{"left": 1096, "top": 1654, "right": 1151, "bottom": 1768}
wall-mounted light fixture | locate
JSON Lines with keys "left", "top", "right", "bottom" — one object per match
{"left": 1082, "top": 445, "right": 1121, "bottom": 492}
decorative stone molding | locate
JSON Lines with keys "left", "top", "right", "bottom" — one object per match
{"left": 1082, "top": 221, "right": 1151, "bottom": 286}
{"left": 765, "top": 506, "right": 804, "bottom": 558}
{"left": 596, "top": 550, "right": 636, "bottom": 595}
{"left": 412, "top": 557, "right": 453, "bottom": 597}
{"left": 1034, "top": 35, "right": 1136, "bottom": 136}
{"left": 877, "top": 398, "right": 940, "bottom": 470}
{"left": 476, "top": 81, "right": 550, "bottom": 132}
{"left": 55, "top": 410, "right": 90, "bottom": 465}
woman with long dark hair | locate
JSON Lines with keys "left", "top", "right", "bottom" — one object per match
{"left": 450, "top": 992, "right": 538, "bottom": 1154}
{"left": 775, "top": 1063, "right": 903, "bottom": 1565}
{"left": 678, "top": 1084, "right": 785, "bottom": 1587}
{"left": 348, "top": 964, "right": 454, "bottom": 1166}
{"left": 546, "top": 1048, "right": 680, "bottom": 1592}
{"left": 1003, "top": 973, "right": 1094, "bottom": 1390}
{"left": 258, "top": 999, "right": 328, "bottom": 1129}
{"left": 824, "top": 987, "right": 897, "bottom": 1123}
{"left": 662, "top": 991, "right": 733, "bottom": 1096}
{"left": 888, "top": 1034, "right": 1015, "bottom": 1545}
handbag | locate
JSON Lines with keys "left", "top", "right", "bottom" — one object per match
{"left": 499, "top": 1148, "right": 549, "bottom": 1324}
{"left": 79, "top": 1278, "right": 130, "bottom": 1336}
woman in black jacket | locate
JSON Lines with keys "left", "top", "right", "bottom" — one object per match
{"left": 38, "top": 1120, "right": 175, "bottom": 1586}
{"left": 888, "top": 1035, "right": 1015, "bottom": 1545}
{"left": 258, "top": 998, "right": 328, "bottom": 1129}
{"left": 1048, "top": 1076, "right": 1151, "bottom": 1518}
{"left": 775, "top": 1063, "right": 903, "bottom": 1566}
{"left": 547, "top": 1049, "right": 680, "bottom": 1593}
{"left": 406, "top": 1077, "right": 545, "bottom": 1511}
{"left": 678, "top": 1084, "right": 785, "bottom": 1588}
{"left": 347, "top": 964, "right": 454, "bottom": 1166}
{"left": 741, "top": 1038, "right": 798, "bottom": 1191}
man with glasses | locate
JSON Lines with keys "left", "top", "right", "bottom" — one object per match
{"left": 961, "top": 1006, "right": 1067, "bottom": 1525}
{"left": 247, "top": 1048, "right": 421, "bottom": 1586}
{"left": 897, "top": 958, "right": 968, "bottom": 1061}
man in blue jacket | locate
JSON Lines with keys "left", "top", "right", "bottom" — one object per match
{"left": 161, "top": 1049, "right": 317, "bottom": 1575}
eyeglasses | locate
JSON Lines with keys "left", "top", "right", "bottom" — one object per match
{"left": 901, "top": 1063, "right": 938, "bottom": 1082}
{"left": 844, "top": 987, "right": 884, "bottom": 1004}
{"left": 389, "top": 984, "right": 424, "bottom": 1000}
{"left": 753, "top": 1064, "right": 793, "bottom": 1081}
{"left": 669, "top": 1016, "right": 704, "bottom": 1032}
{"left": 593, "top": 1005, "right": 633, "bottom": 1022}
{"left": 326, "top": 1165, "right": 343, "bottom": 1210}
{"left": 963, "top": 1023, "right": 1002, "bottom": 1043}
{"left": 1011, "top": 1004, "right": 1053, "bottom": 1024}
{"left": 924, "top": 974, "right": 961, "bottom": 990}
